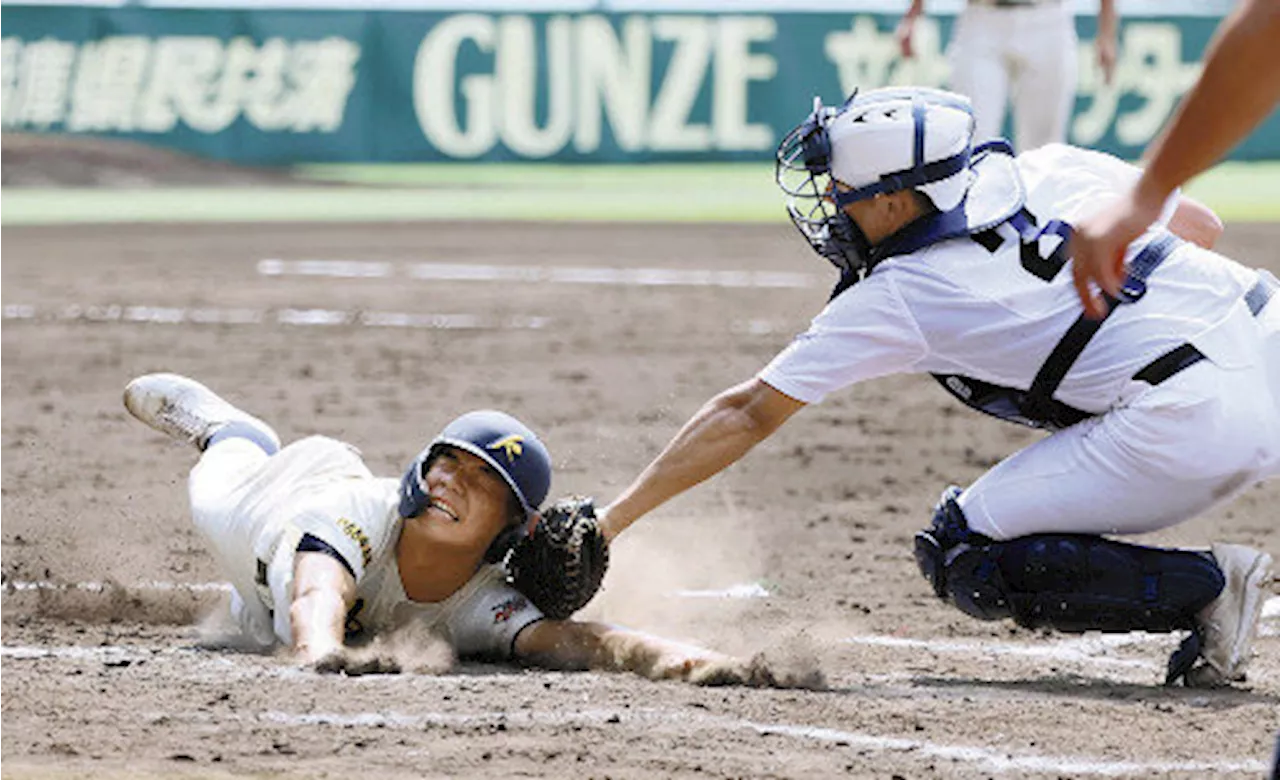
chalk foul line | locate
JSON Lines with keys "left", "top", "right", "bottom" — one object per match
{"left": 257, "top": 259, "right": 819, "bottom": 289}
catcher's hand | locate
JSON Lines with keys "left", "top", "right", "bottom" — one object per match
{"left": 506, "top": 495, "right": 609, "bottom": 620}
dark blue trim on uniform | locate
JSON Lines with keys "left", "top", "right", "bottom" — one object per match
{"left": 872, "top": 202, "right": 973, "bottom": 260}
{"left": 933, "top": 245, "right": 1276, "bottom": 428}
{"left": 510, "top": 616, "right": 549, "bottom": 660}
{"left": 832, "top": 152, "right": 972, "bottom": 208}
{"left": 930, "top": 232, "right": 1189, "bottom": 430}
{"left": 1018, "top": 232, "right": 1183, "bottom": 423}
{"left": 1134, "top": 270, "right": 1279, "bottom": 385}
{"left": 254, "top": 534, "right": 357, "bottom": 588}
{"left": 912, "top": 98, "right": 927, "bottom": 168}
{"left": 296, "top": 532, "right": 356, "bottom": 580}
{"left": 1246, "top": 269, "right": 1278, "bottom": 314}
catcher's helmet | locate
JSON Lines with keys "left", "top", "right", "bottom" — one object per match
{"left": 776, "top": 87, "right": 977, "bottom": 279}
{"left": 398, "top": 409, "right": 552, "bottom": 523}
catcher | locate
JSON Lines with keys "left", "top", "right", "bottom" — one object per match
{"left": 595, "top": 87, "right": 1277, "bottom": 688}
{"left": 122, "top": 372, "right": 758, "bottom": 684}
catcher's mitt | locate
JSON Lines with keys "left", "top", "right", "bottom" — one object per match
{"left": 506, "top": 495, "right": 609, "bottom": 620}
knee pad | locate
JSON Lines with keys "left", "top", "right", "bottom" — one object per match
{"left": 913, "top": 485, "right": 989, "bottom": 598}
{"left": 947, "top": 535, "right": 1225, "bottom": 634}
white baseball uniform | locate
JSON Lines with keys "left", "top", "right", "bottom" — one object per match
{"left": 186, "top": 434, "right": 544, "bottom": 658}
{"left": 760, "top": 143, "right": 1280, "bottom": 540}
{"left": 947, "top": 0, "right": 1078, "bottom": 151}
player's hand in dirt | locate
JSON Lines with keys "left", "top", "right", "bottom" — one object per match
{"left": 642, "top": 644, "right": 827, "bottom": 690}
{"left": 686, "top": 653, "right": 827, "bottom": 690}
{"left": 312, "top": 648, "right": 402, "bottom": 676}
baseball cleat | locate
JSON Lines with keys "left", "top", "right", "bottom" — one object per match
{"left": 123, "top": 373, "right": 280, "bottom": 453}
{"left": 1185, "top": 543, "right": 1273, "bottom": 687}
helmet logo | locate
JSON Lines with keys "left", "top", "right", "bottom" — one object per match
{"left": 487, "top": 434, "right": 524, "bottom": 462}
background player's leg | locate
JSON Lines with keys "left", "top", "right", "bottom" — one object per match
{"left": 1009, "top": 3, "right": 1077, "bottom": 151}
{"left": 946, "top": 4, "right": 1010, "bottom": 144}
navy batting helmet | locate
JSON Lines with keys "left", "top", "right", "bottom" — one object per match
{"left": 398, "top": 410, "right": 552, "bottom": 522}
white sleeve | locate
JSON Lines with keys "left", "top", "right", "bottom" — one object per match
{"left": 289, "top": 484, "right": 398, "bottom": 584}
{"left": 440, "top": 566, "right": 545, "bottom": 660}
{"left": 1019, "top": 144, "right": 1180, "bottom": 230}
{"left": 758, "top": 275, "right": 927, "bottom": 404}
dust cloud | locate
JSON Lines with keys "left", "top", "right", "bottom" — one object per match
{"left": 581, "top": 503, "right": 828, "bottom": 688}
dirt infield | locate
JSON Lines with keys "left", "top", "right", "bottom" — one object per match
{"left": 4, "top": 217, "right": 1280, "bottom": 779}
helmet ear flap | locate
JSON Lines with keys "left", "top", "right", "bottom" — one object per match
{"left": 483, "top": 508, "right": 537, "bottom": 564}
{"left": 396, "top": 448, "right": 433, "bottom": 519}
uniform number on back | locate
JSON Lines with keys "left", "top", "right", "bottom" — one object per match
{"left": 1014, "top": 210, "right": 1074, "bottom": 283}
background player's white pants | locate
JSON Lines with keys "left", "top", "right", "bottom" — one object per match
{"left": 960, "top": 299, "right": 1280, "bottom": 540}
{"left": 188, "top": 439, "right": 279, "bottom": 648}
{"left": 947, "top": 2, "right": 1078, "bottom": 151}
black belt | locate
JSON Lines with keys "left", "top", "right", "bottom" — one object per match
{"left": 1134, "top": 271, "right": 1277, "bottom": 386}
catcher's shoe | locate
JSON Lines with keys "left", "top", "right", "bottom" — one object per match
{"left": 1184, "top": 543, "right": 1273, "bottom": 687}
{"left": 124, "top": 373, "right": 280, "bottom": 453}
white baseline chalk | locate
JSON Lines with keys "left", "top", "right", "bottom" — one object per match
{"left": 2, "top": 304, "right": 550, "bottom": 331}
{"left": 252, "top": 706, "right": 1273, "bottom": 776}
{"left": 258, "top": 259, "right": 818, "bottom": 289}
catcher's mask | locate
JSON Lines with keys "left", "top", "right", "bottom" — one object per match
{"left": 398, "top": 409, "right": 552, "bottom": 563}
{"left": 775, "top": 87, "right": 976, "bottom": 280}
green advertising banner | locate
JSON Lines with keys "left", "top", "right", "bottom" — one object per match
{"left": 2, "top": 7, "right": 1274, "bottom": 163}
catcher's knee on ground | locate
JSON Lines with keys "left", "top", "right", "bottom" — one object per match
{"left": 913, "top": 487, "right": 1225, "bottom": 633}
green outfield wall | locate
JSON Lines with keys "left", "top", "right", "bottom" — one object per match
{"left": 3, "top": 6, "right": 1277, "bottom": 164}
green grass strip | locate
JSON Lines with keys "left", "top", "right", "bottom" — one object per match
{"left": 3, "top": 161, "right": 1277, "bottom": 226}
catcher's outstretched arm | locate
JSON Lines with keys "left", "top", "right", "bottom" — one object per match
{"left": 599, "top": 378, "right": 805, "bottom": 541}
{"left": 512, "top": 619, "right": 775, "bottom": 686}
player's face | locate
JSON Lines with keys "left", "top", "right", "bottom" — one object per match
{"left": 418, "top": 446, "right": 515, "bottom": 549}
{"left": 839, "top": 189, "right": 922, "bottom": 245}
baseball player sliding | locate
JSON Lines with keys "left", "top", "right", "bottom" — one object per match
{"left": 595, "top": 87, "right": 1277, "bottom": 687}
{"left": 123, "top": 373, "right": 780, "bottom": 685}
{"left": 897, "top": 0, "right": 1117, "bottom": 151}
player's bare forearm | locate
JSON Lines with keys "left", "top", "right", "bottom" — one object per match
{"left": 289, "top": 551, "right": 357, "bottom": 664}
{"left": 599, "top": 378, "right": 804, "bottom": 541}
{"left": 513, "top": 620, "right": 770, "bottom": 685}
{"left": 1140, "top": 0, "right": 1280, "bottom": 202}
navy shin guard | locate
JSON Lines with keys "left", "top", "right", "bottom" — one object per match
{"left": 947, "top": 535, "right": 1225, "bottom": 633}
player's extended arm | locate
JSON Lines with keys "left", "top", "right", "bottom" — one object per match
{"left": 512, "top": 619, "right": 776, "bottom": 686}
{"left": 598, "top": 378, "right": 805, "bottom": 542}
{"left": 1140, "top": 0, "right": 1280, "bottom": 206}
{"left": 289, "top": 550, "right": 357, "bottom": 664}
{"left": 1070, "top": 0, "right": 1280, "bottom": 317}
